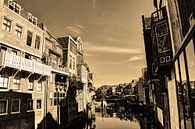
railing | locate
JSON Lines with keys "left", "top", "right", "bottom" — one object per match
{"left": 52, "top": 64, "right": 68, "bottom": 73}
{"left": 1, "top": 51, "right": 51, "bottom": 75}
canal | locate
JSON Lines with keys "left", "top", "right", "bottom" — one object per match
{"left": 91, "top": 112, "right": 140, "bottom": 129}
{"left": 82, "top": 105, "right": 155, "bottom": 129}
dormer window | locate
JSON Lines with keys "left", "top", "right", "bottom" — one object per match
{"left": 32, "top": 17, "right": 38, "bottom": 25}
{"left": 28, "top": 13, "right": 33, "bottom": 22}
{"left": 28, "top": 13, "right": 38, "bottom": 25}
{"left": 8, "top": 0, "right": 21, "bottom": 14}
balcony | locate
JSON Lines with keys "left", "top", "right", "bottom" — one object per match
{"left": 51, "top": 65, "right": 69, "bottom": 76}
{"left": 0, "top": 51, "right": 51, "bottom": 75}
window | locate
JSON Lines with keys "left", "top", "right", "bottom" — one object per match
{"left": 0, "top": 100, "right": 7, "bottom": 114}
{"left": 11, "top": 99, "right": 20, "bottom": 113}
{"left": 69, "top": 55, "right": 72, "bottom": 69}
{"left": 32, "top": 17, "right": 38, "bottom": 25}
{"left": 37, "top": 100, "right": 42, "bottom": 109}
{"left": 28, "top": 13, "right": 37, "bottom": 25}
{"left": 54, "top": 92, "right": 58, "bottom": 106}
{"left": 53, "top": 92, "right": 65, "bottom": 106}
{"left": 28, "top": 81, "right": 34, "bottom": 91}
{"left": 3, "top": 18, "right": 11, "bottom": 32}
{"left": 73, "top": 57, "right": 75, "bottom": 70}
{"left": 27, "top": 99, "right": 33, "bottom": 110}
{"left": 15, "top": 25, "right": 22, "bottom": 37}
{"left": 35, "top": 35, "right": 41, "bottom": 50}
{"left": 27, "top": 31, "right": 33, "bottom": 46}
{"left": 13, "top": 77, "right": 20, "bottom": 90}
{"left": 0, "top": 74, "right": 8, "bottom": 89}
{"left": 28, "top": 13, "right": 33, "bottom": 22}
{"left": 8, "top": 0, "right": 21, "bottom": 14}
{"left": 37, "top": 82, "right": 42, "bottom": 92}
{"left": 50, "top": 98, "right": 53, "bottom": 106}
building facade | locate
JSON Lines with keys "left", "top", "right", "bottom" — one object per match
{"left": 0, "top": 0, "right": 94, "bottom": 129}
{"left": 142, "top": 0, "right": 195, "bottom": 129}
{"left": 0, "top": 0, "right": 50, "bottom": 129}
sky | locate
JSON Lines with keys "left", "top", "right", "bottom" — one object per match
{"left": 19, "top": 0, "right": 154, "bottom": 87}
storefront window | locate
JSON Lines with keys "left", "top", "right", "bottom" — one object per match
{"left": 186, "top": 40, "right": 195, "bottom": 127}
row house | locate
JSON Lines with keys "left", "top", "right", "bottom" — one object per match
{"left": 57, "top": 36, "right": 94, "bottom": 125}
{"left": 142, "top": 0, "right": 195, "bottom": 129}
{"left": 0, "top": 0, "right": 94, "bottom": 129}
{"left": 0, "top": 0, "right": 50, "bottom": 129}
{"left": 41, "top": 25, "right": 69, "bottom": 126}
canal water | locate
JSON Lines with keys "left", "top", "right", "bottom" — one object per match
{"left": 82, "top": 106, "right": 153, "bottom": 129}
{"left": 92, "top": 112, "right": 140, "bottom": 129}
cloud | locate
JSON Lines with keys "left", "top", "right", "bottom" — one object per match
{"left": 128, "top": 56, "right": 144, "bottom": 62}
{"left": 85, "top": 46, "right": 142, "bottom": 54}
{"left": 104, "top": 37, "right": 119, "bottom": 42}
{"left": 75, "top": 24, "right": 85, "bottom": 29}
{"left": 65, "top": 24, "right": 84, "bottom": 36}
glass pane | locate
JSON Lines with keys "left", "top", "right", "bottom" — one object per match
{"left": 0, "top": 100, "right": 7, "bottom": 114}
{"left": 37, "top": 100, "right": 42, "bottom": 109}
{"left": 12, "top": 100, "right": 20, "bottom": 112}
{"left": 27, "top": 100, "right": 33, "bottom": 110}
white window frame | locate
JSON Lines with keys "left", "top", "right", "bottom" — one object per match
{"left": 13, "top": 77, "right": 20, "bottom": 90}
{"left": 37, "top": 81, "right": 42, "bottom": 92}
{"left": 8, "top": 0, "right": 21, "bottom": 14}
{"left": 11, "top": 99, "right": 20, "bottom": 113}
{"left": 0, "top": 73, "right": 9, "bottom": 89}
{"left": 0, "top": 99, "right": 8, "bottom": 115}
{"left": 28, "top": 13, "right": 38, "bottom": 25}
{"left": 3, "top": 18, "right": 11, "bottom": 32}
{"left": 15, "top": 24, "right": 22, "bottom": 37}
{"left": 28, "top": 80, "right": 34, "bottom": 91}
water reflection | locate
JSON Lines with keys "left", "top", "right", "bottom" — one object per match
{"left": 81, "top": 103, "right": 155, "bottom": 129}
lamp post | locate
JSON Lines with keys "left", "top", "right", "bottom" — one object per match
{"left": 56, "top": 82, "right": 63, "bottom": 124}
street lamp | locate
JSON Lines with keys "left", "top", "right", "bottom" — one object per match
{"left": 55, "top": 82, "right": 62, "bottom": 124}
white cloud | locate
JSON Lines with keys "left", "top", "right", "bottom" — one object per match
{"left": 128, "top": 56, "right": 144, "bottom": 62}
{"left": 75, "top": 24, "right": 85, "bottom": 29}
{"left": 85, "top": 46, "right": 142, "bottom": 54}
{"left": 65, "top": 24, "right": 84, "bottom": 36}
{"left": 105, "top": 37, "right": 119, "bottom": 42}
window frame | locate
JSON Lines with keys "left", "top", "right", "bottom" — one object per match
{"left": 3, "top": 18, "right": 11, "bottom": 32}
{"left": 35, "top": 35, "right": 41, "bottom": 50}
{"left": 8, "top": 0, "right": 21, "bottom": 14}
{"left": 27, "top": 99, "right": 33, "bottom": 111}
{"left": 28, "top": 13, "right": 38, "bottom": 25}
{"left": 37, "top": 81, "right": 42, "bottom": 92}
{"left": 37, "top": 99, "right": 42, "bottom": 109}
{"left": 13, "top": 77, "right": 20, "bottom": 90}
{"left": 0, "top": 73, "right": 9, "bottom": 89}
{"left": 26, "top": 31, "right": 33, "bottom": 47}
{"left": 15, "top": 24, "right": 22, "bottom": 37}
{"left": 28, "top": 80, "right": 34, "bottom": 91}
{"left": 0, "top": 99, "right": 8, "bottom": 115}
{"left": 11, "top": 99, "right": 20, "bottom": 113}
